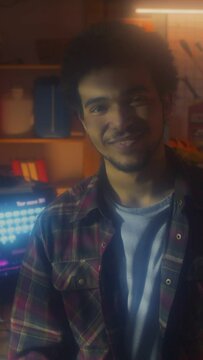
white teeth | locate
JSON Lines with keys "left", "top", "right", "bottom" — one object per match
{"left": 119, "top": 139, "right": 134, "bottom": 145}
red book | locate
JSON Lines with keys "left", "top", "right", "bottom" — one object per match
{"left": 35, "top": 160, "right": 48, "bottom": 182}
{"left": 11, "top": 160, "right": 22, "bottom": 177}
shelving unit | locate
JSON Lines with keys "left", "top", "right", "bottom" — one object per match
{"left": 0, "top": 134, "right": 83, "bottom": 143}
{"left": 0, "top": 64, "right": 100, "bottom": 188}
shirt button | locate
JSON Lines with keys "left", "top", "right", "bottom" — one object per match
{"left": 78, "top": 278, "right": 85, "bottom": 286}
{"left": 176, "top": 233, "right": 182, "bottom": 240}
{"left": 165, "top": 278, "right": 172, "bottom": 286}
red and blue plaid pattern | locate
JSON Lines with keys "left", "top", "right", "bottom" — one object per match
{"left": 8, "top": 149, "right": 203, "bottom": 359}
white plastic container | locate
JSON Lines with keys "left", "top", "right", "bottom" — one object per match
{"left": 1, "top": 87, "right": 34, "bottom": 136}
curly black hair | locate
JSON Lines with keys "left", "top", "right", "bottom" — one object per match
{"left": 62, "top": 21, "right": 178, "bottom": 114}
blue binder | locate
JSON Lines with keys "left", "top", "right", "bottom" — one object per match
{"left": 34, "top": 76, "right": 70, "bottom": 138}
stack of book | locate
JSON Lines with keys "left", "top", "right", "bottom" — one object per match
{"left": 11, "top": 160, "right": 48, "bottom": 182}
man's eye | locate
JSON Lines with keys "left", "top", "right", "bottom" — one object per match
{"left": 129, "top": 97, "right": 148, "bottom": 107}
{"left": 89, "top": 104, "right": 108, "bottom": 114}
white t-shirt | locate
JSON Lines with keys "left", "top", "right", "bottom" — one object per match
{"left": 114, "top": 194, "right": 172, "bottom": 360}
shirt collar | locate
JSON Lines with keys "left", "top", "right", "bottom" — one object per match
{"left": 69, "top": 146, "right": 203, "bottom": 223}
{"left": 68, "top": 162, "right": 112, "bottom": 223}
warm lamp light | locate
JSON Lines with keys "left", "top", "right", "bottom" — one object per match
{"left": 135, "top": 8, "right": 203, "bottom": 14}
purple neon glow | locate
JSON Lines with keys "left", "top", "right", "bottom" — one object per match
{"left": 0, "top": 260, "right": 8, "bottom": 267}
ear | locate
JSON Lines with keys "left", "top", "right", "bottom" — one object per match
{"left": 76, "top": 111, "right": 88, "bottom": 133}
{"left": 72, "top": 108, "right": 86, "bottom": 130}
{"left": 81, "top": 120, "right": 88, "bottom": 132}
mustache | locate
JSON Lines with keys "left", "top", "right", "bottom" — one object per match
{"left": 104, "top": 122, "right": 149, "bottom": 144}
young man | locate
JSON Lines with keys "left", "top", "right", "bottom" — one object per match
{"left": 8, "top": 22, "right": 203, "bottom": 360}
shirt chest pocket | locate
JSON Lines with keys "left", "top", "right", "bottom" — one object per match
{"left": 51, "top": 259, "right": 107, "bottom": 349}
{"left": 52, "top": 258, "right": 100, "bottom": 292}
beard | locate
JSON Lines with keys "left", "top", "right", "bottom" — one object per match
{"left": 103, "top": 132, "right": 164, "bottom": 173}
{"left": 103, "top": 151, "right": 150, "bottom": 173}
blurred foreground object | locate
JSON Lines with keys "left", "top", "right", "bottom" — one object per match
{"left": 167, "top": 138, "right": 203, "bottom": 167}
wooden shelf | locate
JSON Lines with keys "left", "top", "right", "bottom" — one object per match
{"left": 0, "top": 63, "right": 100, "bottom": 180}
{"left": 0, "top": 64, "right": 61, "bottom": 70}
{"left": 0, "top": 132, "right": 84, "bottom": 143}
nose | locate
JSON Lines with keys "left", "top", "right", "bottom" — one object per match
{"left": 109, "top": 103, "right": 132, "bottom": 130}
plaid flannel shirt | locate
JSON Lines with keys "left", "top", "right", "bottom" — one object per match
{"left": 8, "top": 148, "right": 203, "bottom": 360}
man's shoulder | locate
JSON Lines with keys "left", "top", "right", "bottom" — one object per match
{"left": 184, "top": 163, "right": 203, "bottom": 205}
{"left": 42, "top": 175, "right": 99, "bottom": 222}
{"left": 167, "top": 145, "right": 203, "bottom": 177}
{"left": 168, "top": 146, "right": 203, "bottom": 204}
{"left": 178, "top": 152, "right": 203, "bottom": 186}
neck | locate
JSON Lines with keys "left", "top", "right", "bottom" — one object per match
{"left": 104, "top": 149, "right": 174, "bottom": 208}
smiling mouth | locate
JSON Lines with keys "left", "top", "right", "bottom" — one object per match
{"left": 106, "top": 131, "right": 145, "bottom": 146}
{"left": 118, "top": 139, "right": 135, "bottom": 146}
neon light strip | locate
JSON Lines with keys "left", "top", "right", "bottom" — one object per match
{"left": 136, "top": 8, "right": 203, "bottom": 14}
{"left": 0, "top": 265, "right": 19, "bottom": 272}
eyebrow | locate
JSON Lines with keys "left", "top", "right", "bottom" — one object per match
{"left": 84, "top": 86, "right": 149, "bottom": 108}
{"left": 84, "top": 97, "right": 108, "bottom": 108}
{"left": 124, "top": 85, "right": 149, "bottom": 96}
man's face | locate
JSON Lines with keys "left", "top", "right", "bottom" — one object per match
{"left": 78, "top": 65, "right": 169, "bottom": 173}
